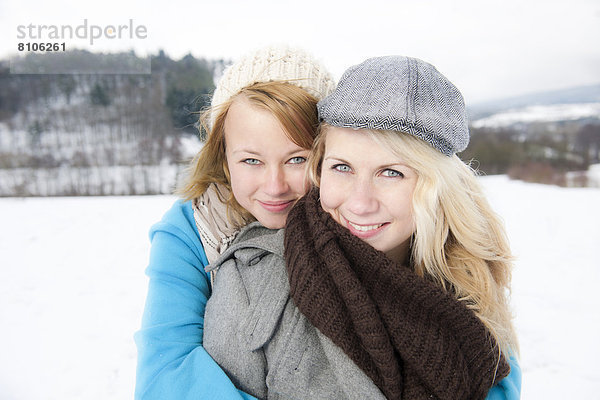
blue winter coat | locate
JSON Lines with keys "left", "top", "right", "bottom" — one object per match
{"left": 134, "top": 200, "right": 257, "bottom": 400}
{"left": 134, "top": 200, "right": 522, "bottom": 399}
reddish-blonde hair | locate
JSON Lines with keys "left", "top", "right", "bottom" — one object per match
{"left": 178, "top": 81, "right": 320, "bottom": 225}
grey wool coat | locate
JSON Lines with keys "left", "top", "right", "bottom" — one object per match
{"left": 203, "top": 222, "right": 386, "bottom": 400}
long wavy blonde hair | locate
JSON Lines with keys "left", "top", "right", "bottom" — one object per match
{"left": 177, "top": 81, "right": 320, "bottom": 227}
{"left": 309, "top": 126, "right": 519, "bottom": 359}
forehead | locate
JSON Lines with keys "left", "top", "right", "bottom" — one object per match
{"left": 324, "top": 127, "right": 391, "bottom": 155}
{"left": 225, "top": 96, "right": 276, "bottom": 134}
{"left": 224, "top": 97, "right": 307, "bottom": 154}
{"left": 226, "top": 94, "right": 312, "bottom": 150}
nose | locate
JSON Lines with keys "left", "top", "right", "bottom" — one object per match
{"left": 346, "top": 178, "right": 378, "bottom": 215}
{"left": 262, "top": 165, "right": 289, "bottom": 197}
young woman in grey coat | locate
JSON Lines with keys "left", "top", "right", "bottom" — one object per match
{"left": 203, "top": 56, "right": 521, "bottom": 400}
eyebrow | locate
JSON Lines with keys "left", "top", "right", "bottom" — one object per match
{"left": 323, "top": 156, "right": 408, "bottom": 169}
{"left": 230, "top": 149, "right": 261, "bottom": 156}
{"left": 323, "top": 156, "right": 348, "bottom": 163}
{"left": 230, "top": 148, "right": 309, "bottom": 157}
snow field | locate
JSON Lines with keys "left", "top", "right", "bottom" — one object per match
{"left": 0, "top": 176, "right": 599, "bottom": 399}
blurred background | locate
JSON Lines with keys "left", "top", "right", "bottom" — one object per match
{"left": 0, "top": 0, "right": 599, "bottom": 399}
{"left": 1, "top": 0, "right": 599, "bottom": 195}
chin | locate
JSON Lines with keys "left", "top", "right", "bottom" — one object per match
{"left": 257, "top": 216, "right": 286, "bottom": 230}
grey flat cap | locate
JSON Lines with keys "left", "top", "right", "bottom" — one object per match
{"left": 317, "top": 56, "right": 469, "bottom": 156}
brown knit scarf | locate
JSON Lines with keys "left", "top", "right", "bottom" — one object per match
{"left": 284, "top": 188, "right": 510, "bottom": 400}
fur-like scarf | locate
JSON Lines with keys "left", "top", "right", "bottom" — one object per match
{"left": 284, "top": 188, "right": 510, "bottom": 400}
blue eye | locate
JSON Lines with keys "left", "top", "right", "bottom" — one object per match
{"left": 243, "top": 158, "right": 261, "bottom": 165}
{"left": 333, "top": 164, "right": 351, "bottom": 173}
{"left": 288, "top": 156, "right": 307, "bottom": 165}
{"left": 382, "top": 169, "right": 403, "bottom": 178}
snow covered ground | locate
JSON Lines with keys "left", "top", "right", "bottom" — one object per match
{"left": 1, "top": 176, "right": 599, "bottom": 399}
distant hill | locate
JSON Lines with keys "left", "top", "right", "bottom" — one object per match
{"left": 460, "top": 84, "right": 600, "bottom": 184}
{"left": 470, "top": 103, "right": 600, "bottom": 129}
{"left": 468, "top": 83, "right": 600, "bottom": 120}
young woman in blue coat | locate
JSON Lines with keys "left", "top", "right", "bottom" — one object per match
{"left": 136, "top": 48, "right": 521, "bottom": 398}
{"left": 134, "top": 45, "right": 335, "bottom": 399}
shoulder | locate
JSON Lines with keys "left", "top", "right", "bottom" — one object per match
{"left": 486, "top": 356, "right": 521, "bottom": 400}
{"left": 208, "top": 223, "right": 285, "bottom": 278}
{"left": 207, "top": 223, "right": 287, "bottom": 303}
{"left": 233, "top": 222, "right": 285, "bottom": 254}
{"left": 151, "top": 199, "right": 196, "bottom": 234}
{"left": 149, "top": 199, "right": 208, "bottom": 269}
{"left": 150, "top": 200, "right": 198, "bottom": 244}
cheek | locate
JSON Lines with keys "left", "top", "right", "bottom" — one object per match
{"left": 319, "top": 174, "right": 343, "bottom": 212}
{"left": 286, "top": 168, "right": 310, "bottom": 194}
{"left": 390, "top": 189, "right": 416, "bottom": 225}
{"left": 228, "top": 164, "right": 255, "bottom": 200}
{"left": 227, "top": 162, "right": 241, "bottom": 189}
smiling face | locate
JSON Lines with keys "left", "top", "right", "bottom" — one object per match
{"left": 224, "top": 96, "right": 310, "bottom": 229}
{"left": 319, "top": 127, "right": 418, "bottom": 264}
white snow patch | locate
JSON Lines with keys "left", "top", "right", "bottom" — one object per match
{"left": 472, "top": 103, "right": 600, "bottom": 128}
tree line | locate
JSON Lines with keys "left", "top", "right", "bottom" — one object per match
{"left": 0, "top": 50, "right": 224, "bottom": 196}
{"left": 1, "top": 50, "right": 598, "bottom": 195}
{"left": 460, "top": 121, "right": 600, "bottom": 186}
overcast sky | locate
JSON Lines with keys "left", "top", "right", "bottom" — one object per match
{"left": 2, "top": 0, "right": 599, "bottom": 104}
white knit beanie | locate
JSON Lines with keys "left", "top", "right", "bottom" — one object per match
{"left": 210, "top": 45, "right": 335, "bottom": 126}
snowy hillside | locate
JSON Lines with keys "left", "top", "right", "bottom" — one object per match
{"left": 471, "top": 102, "right": 600, "bottom": 129}
{"left": 1, "top": 176, "right": 599, "bottom": 399}
{"left": 467, "top": 83, "right": 600, "bottom": 121}
{"left": 0, "top": 52, "right": 215, "bottom": 197}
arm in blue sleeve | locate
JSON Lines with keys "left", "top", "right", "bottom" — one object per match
{"left": 134, "top": 201, "right": 257, "bottom": 400}
{"left": 485, "top": 356, "right": 522, "bottom": 400}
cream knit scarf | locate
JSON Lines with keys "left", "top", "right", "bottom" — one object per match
{"left": 192, "top": 183, "right": 240, "bottom": 268}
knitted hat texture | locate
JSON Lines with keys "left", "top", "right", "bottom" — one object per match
{"left": 210, "top": 45, "right": 335, "bottom": 126}
{"left": 317, "top": 56, "right": 469, "bottom": 155}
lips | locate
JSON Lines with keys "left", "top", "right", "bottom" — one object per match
{"left": 258, "top": 200, "right": 294, "bottom": 213}
{"left": 344, "top": 217, "right": 389, "bottom": 239}
{"left": 348, "top": 222, "right": 384, "bottom": 231}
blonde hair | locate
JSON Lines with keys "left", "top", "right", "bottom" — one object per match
{"left": 309, "top": 125, "right": 519, "bottom": 358}
{"left": 178, "top": 81, "right": 320, "bottom": 226}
